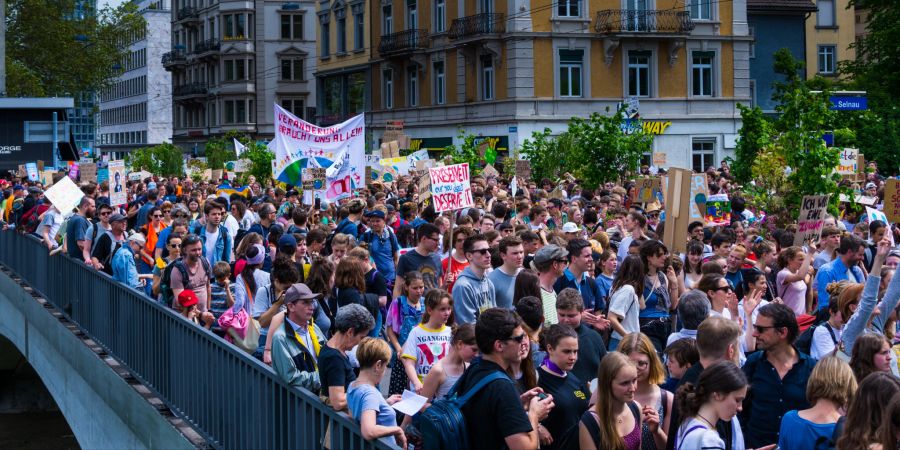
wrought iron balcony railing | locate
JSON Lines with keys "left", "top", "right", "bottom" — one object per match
{"left": 448, "top": 13, "right": 505, "bottom": 39}
{"left": 378, "top": 29, "right": 431, "bottom": 56}
{"left": 594, "top": 9, "right": 695, "bottom": 34}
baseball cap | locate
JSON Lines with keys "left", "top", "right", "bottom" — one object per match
{"left": 147, "top": 181, "right": 157, "bottom": 190}
{"left": 284, "top": 283, "right": 322, "bottom": 303}
{"left": 533, "top": 244, "right": 568, "bottom": 266}
{"left": 127, "top": 233, "right": 146, "bottom": 245}
{"left": 278, "top": 234, "right": 298, "bottom": 250}
{"left": 109, "top": 213, "right": 127, "bottom": 223}
{"left": 365, "top": 209, "right": 386, "bottom": 220}
{"left": 177, "top": 290, "right": 199, "bottom": 308}
{"left": 561, "top": 222, "right": 580, "bottom": 233}
{"left": 865, "top": 182, "right": 877, "bottom": 190}
{"left": 13, "top": 184, "right": 24, "bottom": 191}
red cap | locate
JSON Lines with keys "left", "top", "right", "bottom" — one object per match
{"left": 178, "top": 290, "right": 199, "bottom": 308}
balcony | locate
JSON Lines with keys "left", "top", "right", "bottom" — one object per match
{"left": 161, "top": 50, "right": 186, "bottom": 71}
{"left": 448, "top": 13, "right": 505, "bottom": 40}
{"left": 378, "top": 29, "right": 430, "bottom": 57}
{"left": 176, "top": 6, "right": 200, "bottom": 26}
{"left": 594, "top": 9, "right": 694, "bottom": 35}
{"left": 173, "top": 82, "right": 208, "bottom": 103}
{"left": 192, "top": 38, "right": 221, "bottom": 60}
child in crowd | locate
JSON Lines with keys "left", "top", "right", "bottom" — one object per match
{"left": 209, "top": 261, "right": 235, "bottom": 335}
{"left": 400, "top": 289, "right": 455, "bottom": 393}
{"left": 347, "top": 337, "right": 405, "bottom": 448}
{"left": 595, "top": 250, "right": 616, "bottom": 301}
{"left": 178, "top": 290, "right": 215, "bottom": 329}
{"left": 386, "top": 271, "right": 426, "bottom": 395}
{"left": 661, "top": 338, "right": 699, "bottom": 392}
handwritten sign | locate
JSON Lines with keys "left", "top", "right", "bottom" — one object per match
{"left": 109, "top": 160, "right": 127, "bottom": 206}
{"left": 689, "top": 174, "right": 709, "bottom": 225}
{"left": 652, "top": 153, "right": 667, "bottom": 167}
{"left": 515, "top": 160, "right": 531, "bottom": 180}
{"left": 26, "top": 163, "right": 39, "bottom": 182}
{"left": 43, "top": 176, "right": 85, "bottom": 215}
{"left": 635, "top": 178, "right": 661, "bottom": 203}
{"left": 837, "top": 148, "right": 859, "bottom": 175}
{"left": 429, "top": 163, "right": 473, "bottom": 212}
{"left": 794, "top": 195, "right": 830, "bottom": 246}
{"left": 884, "top": 179, "right": 900, "bottom": 224}
{"left": 211, "top": 169, "right": 223, "bottom": 181}
{"left": 705, "top": 194, "right": 731, "bottom": 227}
{"left": 482, "top": 163, "right": 500, "bottom": 178}
{"left": 80, "top": 163, "right": 97, "bottom": 183}
{"left": 302, "top": 168, "right": 326, "bottom": 190}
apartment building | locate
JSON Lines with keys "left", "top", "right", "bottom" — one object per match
{"left": 315, "top": 0, "right": 371, "bottom": 126}
{"left": 805, "top": 0, "right": 855, "bottom": 78}
{"left": 365, "top": 0, "right": 752, "bottom": 171}
{"left": 164, "top": 0, "right": 317, "bottom": 153}
{"left": 97, "top": 0, "right": 173, "bottom": 160}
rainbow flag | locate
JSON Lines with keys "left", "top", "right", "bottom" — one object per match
{"left": 216, "top": 184, "right": 251, "bottom": 199}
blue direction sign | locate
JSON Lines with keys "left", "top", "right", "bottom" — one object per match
{"left": 830, "top": 96, "right": 868, "bottom": 111}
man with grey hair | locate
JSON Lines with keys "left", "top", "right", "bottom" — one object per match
{"left": 319, "top": 304, "right": 375, "bottom": 411}
{"left": 666, "top": 290, "right": 710, "bottom": 347}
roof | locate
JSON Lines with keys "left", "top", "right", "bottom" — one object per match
{"left": 747, "top": 0, "right": 817, "bottom": 12}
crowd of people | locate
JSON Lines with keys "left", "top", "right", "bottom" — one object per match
{"left": 3, "top": 161, "right": 900, "bottom": 450}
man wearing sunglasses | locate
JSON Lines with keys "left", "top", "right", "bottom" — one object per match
{"left": 454, "top": 308, "right": 554, "bottom": 450}
{"left": 453, "top": 235, "right": 497, "bottom": 325}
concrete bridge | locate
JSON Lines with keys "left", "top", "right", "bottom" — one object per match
{"left": 0, "top": 232, "right": 394, "bottom": 450}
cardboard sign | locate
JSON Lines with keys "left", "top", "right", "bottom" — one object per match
{"left": 429, "top": 163, "right": 473, "bottom": 212}
{"left": 228, "top": 159, "right": 251, "bottom": 173}
{"left": 689, "top": 174, "right": 709, "bottom": 225}
{"left": 40, "top": 170, "right": 57, "bottom": 187}
{"left": 515, "top": 160, "right": 531, "bottom": 180}
{"left": 17, "top": 164, "right": 26, "bottom": 178}
{"left": 635, "top": 178, "right": 661, "bottom": 203}
{"left": 662, "top": 168, "right": 693, "bottom": 254}
{"left": 837, "top": 148, "right": 859, "bottom": 175}
{"left": 37, "top": 160, "right": 45, "bottom": 172}
{"left": 418, "top": 173, "right": 432, "bottom": 201}
{"left": 302, "top": 168, "right": 326, "bottom": 190}
{"left": 43, "top": 175, "right": 85, "bottom": 215}
{"left": 80, "top": 163, "right": 97, "bottom": 183}
{"left": 482, "top": 163, "right": 500, "bottom": 178}
{"left": 794, "top": 195, "right": 830, "bottom": 246}
{"left": 211, "top": 169, "right": 223, "bottom": 181}
{"left": 108, "top": 160, "right": 127, "bottom": 206}
{"left": 652, "top": 153, "right": 667, "bottom": 167}
{"left": 380, "top": 140, "right": 401, "bottom": 158}
{"left": 884, "top": 179, "right": 900, "bottom": 224}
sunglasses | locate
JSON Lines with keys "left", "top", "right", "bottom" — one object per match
{"left": 504, "top": 333, "right": 527, "bottom": 344}
{"left": 715, "top": 285, "right": 734, "bottom": 293}
{"left": 470, "top": 248, "right": 491, "bottom": 255}
{"left": 100, "top": 211, "right": 111, "bottom": 216}
{"left": 152, "top": 214, "right": 163, "bottom": 218}
{"left": 753, "top": 325, "right": 780, "bottom": 333}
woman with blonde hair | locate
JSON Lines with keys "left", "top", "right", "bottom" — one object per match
{"left": 618, "top": 332, "right": 671, "bottom": 450}
{"left": 579, "top": 352, "right": 648, "bottom": 450}
{"left": 777, "top": 356, "right": 858, "bottom": 449}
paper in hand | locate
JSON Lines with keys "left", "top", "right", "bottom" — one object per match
{"left": 391, "top": 389, "right": 428, "bottom": 416}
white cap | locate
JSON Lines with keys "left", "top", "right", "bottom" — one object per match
{"left": 562, "top": 222, "right": 580, "bottom": 233}
{"left": 127, "top": 233, "right": 146, "bottom": 245}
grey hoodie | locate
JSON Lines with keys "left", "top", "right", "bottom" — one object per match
{"left": 452, "top": 266, "right": 497, "bottom": 325}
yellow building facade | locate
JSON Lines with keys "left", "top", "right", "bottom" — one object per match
{"left": 316, "top": 0, "right": 373, "bottom": 125}
{"left": 365, "top": 0, "right": 752, "bottom": 170}
{"left": 805, "top": 0, "right": 855, "bottom": 78}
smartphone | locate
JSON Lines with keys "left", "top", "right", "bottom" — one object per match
{"left": 314, "top": 198, "right": 321, "bottom": 209}
{"left": 537, "top": 392, "right": 548, "bottom": 400}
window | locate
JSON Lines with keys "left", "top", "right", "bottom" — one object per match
{"left": 816, "top": 0, "right": 835, "bottom": 27}
{"left": 433, "top": 61, "right": 445, "bottom": 105}
{"left": 558, "top": 49, "right": 583, "bottom": 97}
{"left": 557, "top": 0, "right": 580, "bottom": 17}
{"left": 818, "top": 45, "right": 836, "bottom": 74}
{"left": 281, "top": 14, "right": 303, "bottom": 40}
{"left": 383, "top": 6, "right": 393, "bottom": 34}
{"left": 407, "top": 0, "right": 417, "bottom": 29}
{"left": 353, "top": 9, "right": 364, "bottom": 49}
{"left": 223, "top": 13, "right": 250, "bottom": 39}
{"left": 281, "top": 98, "right": 305, "bottom": 118}
{"left": 689, "top": 0, "right": 711, "bottom": 20}
{"left": 434, "top": 0, "right": 445, "bottom": 32}
{"left": 692, "top": 139, "right": 716, "bottom": 173}
{"left": 337, "top": 16, "right": 347, "bottom": 53}
{"left": 749, "top": 26, "right": 755, "bottom": 59}
{"left": 481, "top": 55, "right": 494, "bottom": 100}
{"left": 691, "top": 51, "right": 715, "bottom": 97}
{"left": 383, "top": 69, "right": 393, "bottom": 109}
{"left": 321, "top": 21, "right": 330, "bottom": 56}
{"left": 281, "top": 57, "right": 304, "bottom": 81}
{"left": 224, "top": 59, "right": 248, "bottom": 81}
{"left": 224, "top": 99, "right": 248, "bottom": 124}
{"left": 627, "top": 51, "right": 651, "bottom": 97}
{"left": 407, "top": 66, "right": 418, "bottom": 107}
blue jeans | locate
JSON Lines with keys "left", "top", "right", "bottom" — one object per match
{"left": 137, "top": 259, "right": 153, "bottom": 297}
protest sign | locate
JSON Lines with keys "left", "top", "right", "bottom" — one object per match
{"left": 26, "top": 163, "right": 38, "bottom": 182}
{"left": 37, "top": 160, "right": 45, "bottom": 172}
{"left": 302, "top": 168, "right": 326, "bottom": 190}
{"left": 794, "top": 195, "right": 830, "bottom": 246}
{"left": 108, "top": 160, "right": 127, "bottom": 206}
{"left": 44, "top": 176, "right": 85, "bottom": 215}
{"left": 689, "top": 174, "right": 709, "bottom": 225}
{"left": 837, "top": 148, "right": 859, "bottom": 175}
{"left": 97, "top": 168, "right": 109, "bottom": 185}
{"left": 17, "top": 164, "right": 26, "bottom": 178}
{"left": 210, "top": 169, "right": 223, "bottom": 181}
{"left": 80, "top": 163, "right": 97, "bottom": 183}
{"left": 418, "top": 173, "right": 432, "bottom": 201}
{"left": 663, "top": 168, "right": 693, "bottom": 254}
{"left": 635, "top": 178, "right": 661, "bottom": 204}
{"left": 884, "top": 179, "right": 900, "bottom": 223}
{"left": 705, "top": 194, "right": 731, "bottom": 227}
{"left": 429, "top": 163, "right": 473, "bottom": 212}
{"left": 652, "top": 153, "right": 667, "bottom": 167}
{"left": 270, "top": 105, "right": 365, "bottom": 198}
{"left": 40, "top": 170, "right": 56, "bottom": 186}
{"left": 515, "top": 160, "right": 531, "bottom": 180}
{"left": 67, "top": 162, "right": 79, "bottom": 180}
{"left": 482, "top": 164, "right": 500, "bottom": 178}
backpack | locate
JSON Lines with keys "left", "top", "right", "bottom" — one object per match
{"left": 160, "top": 258, "right": 212, "bottom": 307}
{"left": 415, "top": 371, "right": 510, "bottom": 450}
{"left": 795, "top": 322, "right": 837, "bottom": 355}
{"left": 579, "top": 401, "right": 641, "bottom": 446}
{"left": 19, "top": 204, "right": 47, "bottom": 234}
{"left": 323, "top": 219, "right": 366, "bottom": 255}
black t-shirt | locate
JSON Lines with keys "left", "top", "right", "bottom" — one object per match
{"left": 457, "top": 360, "right": 532, "bottom": 450}
{"left": 537, "top": 367, "right": 589, "bottom": 450}
{"left": 365, "top": 268, "right": 389, "bottom": 297}
{"left": 571, "top": 323, "right": 607, "bottom": 385}
{"left": 90, "top": 232, "right": 121, "bottom": 276}
{"left": 318, "top": 344, "right": 355, "bottom": 396}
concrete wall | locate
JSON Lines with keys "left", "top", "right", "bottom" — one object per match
{"left": 0, "top": 270, "right": 195, "bottom": 450}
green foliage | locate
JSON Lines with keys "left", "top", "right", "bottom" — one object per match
{"left": 241, "top": 141, "right": 274, "bottom": 184}
{"left": 6, "top": 0, "right": 145, "bottom": 97}
{"left": 443, "top": 131, "right": 483, "bottom": 176}
{"left": 519, "top": 128, "right": 562, "bottom": 182}
{"left": 731, "top": 104, "right": 773, "bottom": 184}
{"left": 566, "top": 110, "right": 652, "bottom": 189}
{"left": 127, "top": 142, "right": 184, "bottom": 177}
{"left": 204, "top": 137, "right": 235, "bottom": 170}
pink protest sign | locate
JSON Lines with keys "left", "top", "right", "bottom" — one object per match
{"left": 429, "top": 163, "right": 474, "bottom": 212}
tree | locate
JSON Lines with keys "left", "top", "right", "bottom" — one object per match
{"left": 204, "top": 137, "right": 235, "bottom": 170}
{"left": 519, "top": 128, "right": 563, "bottom": 182}
{"left": 443, "top": 131, "right": 484, "bottom": 176}
{"left": 127, "top": 143, "right": 185, "bottom": 177}
{"left": 6, "top": 0, "right": 145, "bottom": 97}
{"left": 566, "top": 110, "right": 652, "bottom": 189}
{"left": 241, "top": 141, "right": 274, "bottom": 184}
{"left": 731, "top": 103, "right": 773, "bottom": 184}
